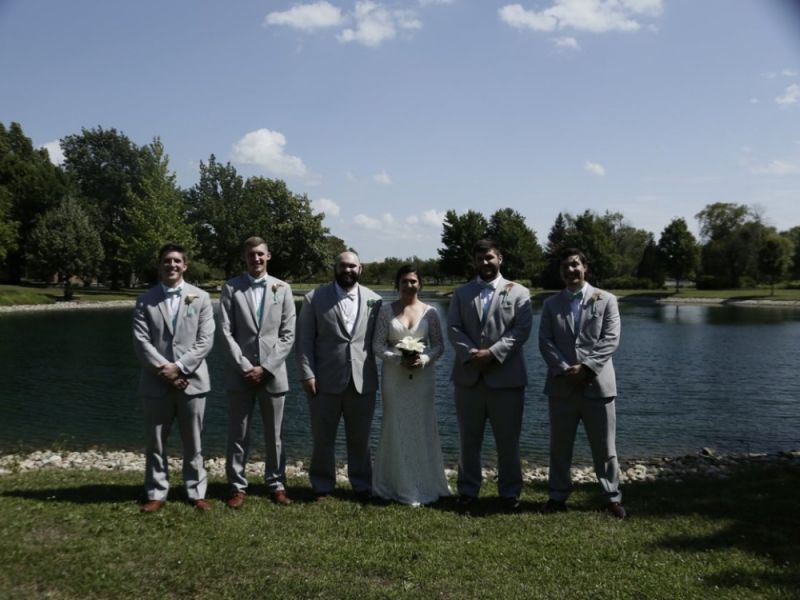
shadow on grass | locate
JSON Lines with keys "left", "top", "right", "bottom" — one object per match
{"left": 624, "top": 465, "right": 800, "bottom": 592}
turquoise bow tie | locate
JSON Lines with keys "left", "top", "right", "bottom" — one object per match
{"left": 251, "top": 279, "right": 267, "bottom": 288}
{"left": 570, "top": 290, "right": 583, "bottom": 301}
{"left": 164, "top": 287, "right": 182, "bottom": 296}
{"left": 478, "top": 280, "right": 494, "bottom": 290}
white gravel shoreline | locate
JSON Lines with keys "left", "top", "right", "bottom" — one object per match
{"left": 1, "top": 448, "right": 797, "bottom": 483}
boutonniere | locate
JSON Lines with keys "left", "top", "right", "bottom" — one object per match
{"left": 367, "top": 299, "right": 378, "bottom": 308}
{"left": 271, "top": 283, "right": 284, "bottom": 302}
{"left": 184, "top": 294, "right": 199, "bottom": 316}
{"left": 589, "top": 291, "right": 602, "bottom": 316}
{"left": 499, "top": 282, "right": 514, "bottom": 306}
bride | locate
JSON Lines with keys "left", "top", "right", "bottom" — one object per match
{"left": 372, "top": 265, "right": 451, "bottom": 505}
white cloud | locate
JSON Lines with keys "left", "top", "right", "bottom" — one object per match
{"left": 553, "top": 36, "right": 580, "bottom": 49}
{"left": 338, "top": 1, "right": 421, "bottom": 47}
{"left": 763, "top": 68, "right": 798, "bottom": 79}
{"left": 418, "top": 0, "right": 455, "bottom": 5}
{"left": 584, "top": 160, "right": 606, "bottom": 176}
{"left": 314, "top": 197, "right": 341, "bottom": 217}
{"left": 41, "top": 140, "right": 64, "bottom": 166}
{"left": 373, "top": 169, "right": 392, "bottom": 185}
{"left": 782, "top": 68, "right": 798, "bottom": 77}
{"left": 345, "top": 171, "right": 358, "bottom": 182}
{"left": 746, "top": 157, "right": 800, "bottom": 175}
{"left": 231, "top": 128, "right": 309, "bottom": 178}
{"left": 776, "top": 83, "right": 800, "bottom": 107}
{"left": 749, "top": 97, "right": 759, "bottom": 104}
{"left": 265, "top": 1, "right": 344, "bottom": 31}
{"left": 421, "top": 209, "right": 446, "bottom": 227}
{"left": 499, "top": 0, "right": 663, "bottom": 34}
{"left": 406, "top": 215, "right": 419, "bottom": 224}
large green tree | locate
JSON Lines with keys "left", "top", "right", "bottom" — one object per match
{"left": 782, "top": 226, "right": 800, "bottom": 280}
{"left": 61, "top": 126, "right": 147, "bottom": 288}
{"left": 438, "top": 210, "right": 488, "bottom": 280}
{"left": 123, "top": 139, "right": 196, "bottom": 283}
{"left": 0, "top": 122, "right": 70, "bottom": 282}
{"left": 657, "top": 217, "right": 698, "bottom": 291}
{"left": 485, "top": 208, "right": 542, "bottom": 282}
{"left": 541, "top": 212, "right": 569, "bottom": 289}
{"left": 26, "top": 197, "right": 104, "bottom": 299}
{"left": 758, "top": 230, "right": 794, "bottom": 295}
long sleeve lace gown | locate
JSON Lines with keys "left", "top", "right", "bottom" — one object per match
{"left": 372, "top": 303, "right": 451, "bottom": 505}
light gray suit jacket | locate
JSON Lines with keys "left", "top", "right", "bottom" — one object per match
{"left": 296, "top": 282, "right": 381, "bottom": 395}
{"left": 132, "top": 282, "right": 215, "bottom": 397}
{"left": 218, "top": 274, "right": 296, "bottom": 394}
{"left": 448, "top": 277, "right": 533, "bottom": 389}
{"left": 538, "top": 284, "right": 620, "bottom": 399}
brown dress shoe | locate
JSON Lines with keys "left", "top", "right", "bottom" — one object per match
{"left": 192, "top": 499, "right": 212, "bottom": 512}
{"left": 272, "top": 490, "right": 292, "bottom": 506}
{"left": 140, "top": 500, "right": 165, "bottom": 513}
{"left": 314, "top": 492, "right": 329, "bottom": 502}
{"left": 606, "top": 502, "right": 626, "bottom": 519}
{"left": 227, "top": 491, "right": 246, "bottom": 509}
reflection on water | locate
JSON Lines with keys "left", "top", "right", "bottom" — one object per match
{"left": 1, "top": 301, "right": 798, "bottom": 465}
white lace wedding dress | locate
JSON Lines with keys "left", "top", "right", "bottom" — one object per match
{"left": 372, "top": 303, "right": 451, "bottom": 505}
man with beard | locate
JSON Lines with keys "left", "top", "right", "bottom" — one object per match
{"left": 538, "top": 248, "right": 625, "bottom": 518}
{"left": 447, "top": 239, "right": 533, "bottom": 510}
{"left": 296, "top": 251, "right": 382, "bottom": 501}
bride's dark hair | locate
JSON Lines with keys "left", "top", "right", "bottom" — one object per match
{"left": 394, "top": 264, "right": 422, "bottom": 290}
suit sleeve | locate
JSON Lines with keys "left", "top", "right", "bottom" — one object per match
{"left": 295, "top": 291, "right": 317, "bottom": 381}
{"left": 447, "top": 290, "right": 479, "bottom": 364}
{"left": 538, "top": 298, "right": 570, "bottom": 374}
{"left": 263, "top": 284, "right": 296, "bottom": 374}
{"left": 218, "top": 283, "right": 254, "bottom": 374}
{"left": 174, "top": 292, "right": 215, "bottom": 374}
{"left": 132, "top": 298, "right": 168, "bottom": 372}
{"left": 487, "top": 286, "right": 532, "bottom": 364}
{"left": 580, "top": 294, "right": 621, "bottom": 376}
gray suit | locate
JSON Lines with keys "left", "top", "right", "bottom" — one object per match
{"left": 218, "top": 274, "right": 296, "bottom": 493}
{"left": 132, "top": 283, "right": 215, "bottom": 501}
{"left": 538, "top": 284, "right": 622, "bottom": 502}
{"left": 296, "top": 282, "right": 381, "bottom": 494}
{"left": 448, "top": 277, "right": 532, "bottom": 498}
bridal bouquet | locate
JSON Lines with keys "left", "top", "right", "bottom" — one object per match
{"left": 396, "top": 336, "right": 425, "bottom": 356}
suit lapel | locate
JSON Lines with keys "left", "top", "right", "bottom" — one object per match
{"left": 484, "top": 277, "right": 507, "bottom": 327}
{"left": 329, "top": 283, "right": 351, "bottom": 338}
{"left": 156, "top": 287, "right": 174, "bottom": 337}
{"left": 576, "top": 284, "right": 594, "bottom": 334}
{"left": 471, "top": 280, "right": 483, "bottom": 326}
{"left": 560, "top": 289, "right": 576, "bottom": 337}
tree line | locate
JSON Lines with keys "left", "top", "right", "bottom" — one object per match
{"left": 2, "top": 121, "right": 799, "bottom": 292}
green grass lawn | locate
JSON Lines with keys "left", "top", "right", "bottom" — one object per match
{"left": 1, "top": 466, "right": 797, "bottom": 599}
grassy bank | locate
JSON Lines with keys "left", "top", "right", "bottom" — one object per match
{"left": 1, "top": 466, "right": 798, "bottom": 598}
{"left": 3, "top": 282, "right": 800, "bottom": 308}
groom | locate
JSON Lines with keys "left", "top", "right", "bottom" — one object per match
{"left": 296, "top": 251, "right": 382, "bottom": 500}
{"left": 448, "top": 239, "right": 533, "bottom": 509}
{"left": 132, "top": 243, "right": 215, "bottom": 513}
{"left": 218, "top": 237, "right": 296, "bottom": 508}
{"left": 538, "top": 247, "right": 625, "bottom": 518}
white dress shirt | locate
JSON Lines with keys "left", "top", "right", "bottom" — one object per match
{"left": 335, "top": 282, "right": 359, "bottom": 335}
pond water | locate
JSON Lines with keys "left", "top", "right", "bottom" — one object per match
{"left": 1, "top": 299, "right": 798, "bottom": 466}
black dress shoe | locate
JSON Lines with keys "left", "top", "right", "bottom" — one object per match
{"left": 540, "top": 499, "right": 568, "bottom": 514}
{"left": 501, "top": 496, "right": 521, "bottom": 511}
{"left": 354, "top": 490, "right": 372, "bottom": 503}
{"left": 457, "top": 494, "right": 477, "bottom": 507}
{"left": 605, "top": 502, "right": 626, "bottom": 519}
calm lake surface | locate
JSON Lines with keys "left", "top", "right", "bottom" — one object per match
{"left": 1, "top": 300, "right": 799, "bottom": 466}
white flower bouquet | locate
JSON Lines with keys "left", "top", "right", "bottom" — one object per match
{"left": 396, "top": 336, "right": 425, "bottom": 357}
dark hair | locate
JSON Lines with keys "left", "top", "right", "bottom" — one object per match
{"left": 242, "top": 236, "right": 268, "bottom": 252}
{"left": 394, "top": 264, "right": 422, "bottom": 290}
{"left": 472, "top": 238, "right": 501, "bottom": 256}
{"left": 559, "top": 247, "right": 588, "bottom": 266}
{"left": 158, "top": 243, "right": 188, "bottom": 263}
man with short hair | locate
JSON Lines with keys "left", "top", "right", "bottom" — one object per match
{"left": 448, "top": 239, "right": 533, "bottom": 510}
{"left": 538, "top": 248, "right": 625, "bottom": 518}
{"left": 133, "top": 243, "right": 215, "bottom": 513}
{"left": 218, "top": 237, "right": 296, "bottom": 508}
{"left": 296, "top": 251, "right": 382, "bottom": 501}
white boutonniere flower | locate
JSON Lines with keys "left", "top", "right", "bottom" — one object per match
{"left": 590, "top": 291, "right": 602, "bottom": 316}
{"left": 367, "top": 299, "right": 378, "bottom": 308}
{"left": 271, "top": 283, "right": 284, "bottom": 302}
{"left": 185, "top": 294, "right": 199, "bottom": 316}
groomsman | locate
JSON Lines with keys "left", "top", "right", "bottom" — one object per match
{"left": 447, "top": 239, "right": 533, "bottom": 510}
{"left": 218, "top": 237, "right": 296, "bottom": 508}
{"left": 538, "top": 248, "right": 625, "bottom": 518}
{"left": 296, "top": 251, "right": 381, "bottom": 501}
{"left": 133, "top": 243, "right": 215, "bottom": 513}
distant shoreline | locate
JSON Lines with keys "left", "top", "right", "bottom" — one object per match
{"left": 2, "top": 294, "right": 800, "bottom": 314}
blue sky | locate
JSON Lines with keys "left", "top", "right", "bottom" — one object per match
{"left": 2, "top": 0, "right": 799, "bottom": 261}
